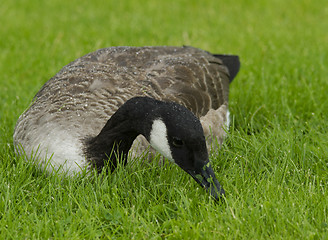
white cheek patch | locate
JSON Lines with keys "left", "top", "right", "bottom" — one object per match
{"left": 149, "top": 119, "right": 174, "bottom": 162}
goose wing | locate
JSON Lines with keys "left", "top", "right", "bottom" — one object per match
{"left": 72, "top": 46, "right": 232, "bottom": 118}
{"left": 15, "top": 47, "right": 236, "bottom": 148}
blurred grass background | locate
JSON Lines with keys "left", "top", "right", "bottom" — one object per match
{"left": 1, "top": 0, "right": 327, "bottom": 239}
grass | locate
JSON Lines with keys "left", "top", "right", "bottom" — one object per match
{"left": 1, "top": 0, "right": 328, "bottom": 239}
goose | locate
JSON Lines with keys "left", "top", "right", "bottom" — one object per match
{"left": 13, "top": 46, "right": 240, "bottom": 200}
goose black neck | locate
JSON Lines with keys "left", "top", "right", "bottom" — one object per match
{"left": 84, "top": 97, "right": 157, "bottom": 173}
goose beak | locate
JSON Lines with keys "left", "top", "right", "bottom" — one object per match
{"left": 188, "top": 162, "right": 225, "bottom": 201}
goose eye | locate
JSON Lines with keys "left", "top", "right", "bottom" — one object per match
{"left": 172, "top": 137, "right": 184, "bottom": 148}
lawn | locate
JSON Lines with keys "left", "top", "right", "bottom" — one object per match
{"left": 1, "top": 0, "right": 327, "bottom": 239}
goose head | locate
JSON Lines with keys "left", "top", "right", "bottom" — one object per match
{"left": 86, "top": 96, "right": 225, "bottom": 200}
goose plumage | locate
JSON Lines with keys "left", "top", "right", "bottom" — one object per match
{"left": 13, "top": 46, "right": 240, "bottom": 200}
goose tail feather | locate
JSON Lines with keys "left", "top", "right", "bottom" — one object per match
{"left": 214, "top": 54, "right": 240, "bottom": 82}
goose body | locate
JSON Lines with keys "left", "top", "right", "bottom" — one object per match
{"left": 13, "top": 46, "right": 240, "bottom": 200}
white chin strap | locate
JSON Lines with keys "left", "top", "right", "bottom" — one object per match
{"left": 149, "top": 119, "right": 174, "bottom": 162}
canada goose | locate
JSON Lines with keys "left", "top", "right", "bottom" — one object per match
{"left": 13, "top": 46, "right": 240, "bottom": 200}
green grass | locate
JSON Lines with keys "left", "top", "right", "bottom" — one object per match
{"left": 1, "top": 0, "right": 328, "bottom": 239}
